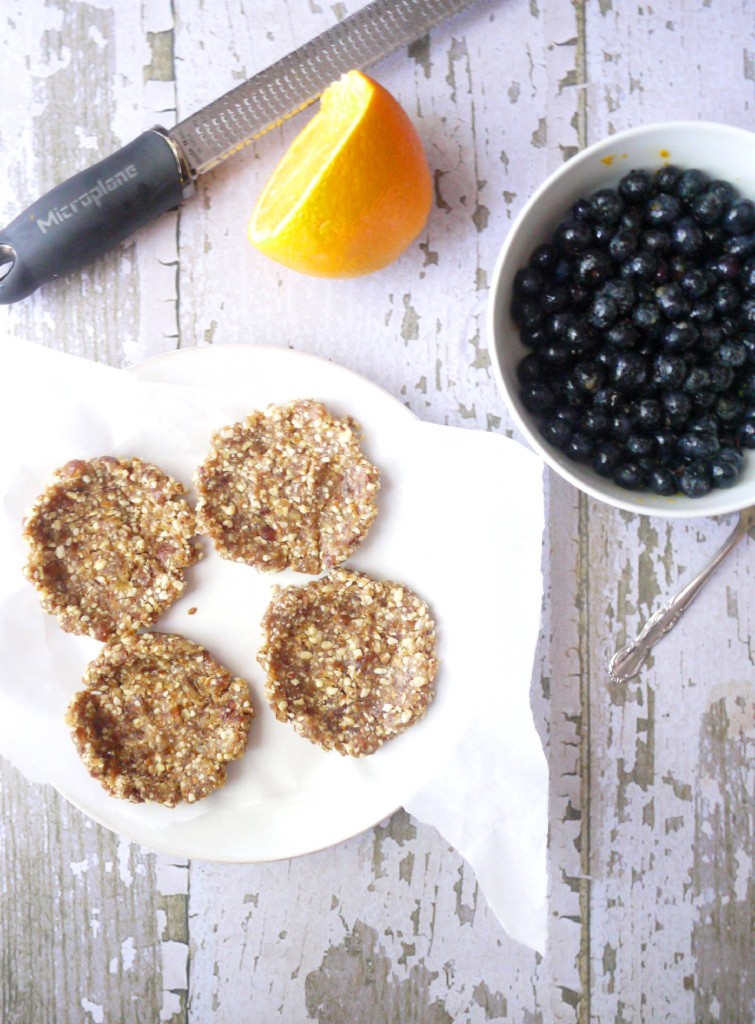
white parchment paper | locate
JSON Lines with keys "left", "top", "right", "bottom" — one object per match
{"left": 0, "top": 336, "right": 548, "bottom": 951}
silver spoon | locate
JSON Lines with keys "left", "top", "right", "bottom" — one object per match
{"left": 608, "top": 505, "right": 755, "bottom": 684}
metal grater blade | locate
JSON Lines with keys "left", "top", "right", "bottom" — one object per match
{"left": 170, "top": 0, "right": 478, "bottom": 178}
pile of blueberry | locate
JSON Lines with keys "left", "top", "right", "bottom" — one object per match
{"left": 511, "top": 165, "right": 755, "bottom": 497}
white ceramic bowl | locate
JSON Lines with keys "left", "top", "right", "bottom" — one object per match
{"left": 488, "top": 121, "right": 755, "bottom": 518}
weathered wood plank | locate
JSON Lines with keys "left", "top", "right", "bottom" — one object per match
{"left": 581, "top": 2, "right": 755, "bottom": 1021}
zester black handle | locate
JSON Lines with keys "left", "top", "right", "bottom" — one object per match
{"left": 0, "top": 129, "right": 188, "bottom": 304}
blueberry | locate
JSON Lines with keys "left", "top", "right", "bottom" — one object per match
{"left": 632, "top": 301, "right": 661, "bottom": 332}
{"left": 627, "top": 432, "right": 655, "bottom": 458}
{"left": 642, "top": 229, "right": 671, "bottom": 254}
{"left": 555, "top": 219, "right": 593, "bottom": 255}
{"left": 670, "top": 217, "right": 705, "bottom": 255}
{"left": 662, "top": 390, "right": 692, "bottom": 428}
{"left": 655, "top": 283, "right": 689, "bottom": 320}
{"left": 680, "top": 268, "right": 713, "bottom": 298}
{"left": 520, "top": 325, "right": 548, "bottom": 349}
{"left": 678, "top": 461, "right": 711, "bottom": 497}
{"left": 592, "top": 386, "right": 623, "bottom": 411}
{"left": 649, "top": 466, "right": 678, "bottom": 495}
{"left": 564, "top": 318, "right": 598, "bottom": 354}
{"left": 547, "top": 311, "right": 576, "bottom": 337}
{"left": 513, "top": 266, "right": 546, "bottom": 298}
{"left": 571, "top": 359, "right": 606, "bottom": 394}
{"left": 645, "top": 193, "right": 682, "bottom": 226}
{"left": 688, "top": 301, "right": 715, "bottom": 324}
{"left": 612, "top": 352, "right": 648, "bottom": 392}
{"left": 608, "top": 229, "right": 639, "bottom": 263}
{"left": 565, "top": 431, "right": 595, "bottom": 462}
{"left": 662, "top": 321, "right": 698, "bottom": 352}
{"left": 559, "top": 375, "right": 589, "bottom": 409}
{"left": 521, "top": 382, "right": 556, "bottom": 413}
{"left": 715, "top": 395, "right": 746, "bottom": 425}
{"left": 539, "top": 342, "right": 572, "bottom": 368}
{"left": 581, "top": 409, "right": 610, "bottom": 437}
{"left": 709, "top": 455, "right": 740, "bottom": 488}
{"left": 553, "top": 257, "right": 574, "bottom": 284}
{"left": 575, "top": 250, "right": 613, "bottom": 287}
{"left": 592, "top": 223, "right": 615, "bottom": 247}
{"left": 690, "top": 189, "right": 726, "bottom": 226}
{"left": 717, "top": 339, "right": 747, "bottom": 368}
{"left": 653, "top": 353, "right": 687, "bottom": 388}
{"left": 722, "top": 199, "right": 755, "bottom": 235}
{"left": 589, "top": 294, "right": 619, "bottom": 329}
{"left": 589, "top": 188, "right": 624, "bottom": 224}
{"left": 619, "top": 169, "right": 654, "bottom": 203}
{"left": 684, "top": 366, "right": 711, "bottom": 395}
{"left": 620, "top": 251, "right": 658, "bottom": 281}
{"left": 631, "top": 397, "right": 663, "bottom": 431}
{"left": 703, "top": 225, "right": 728, "bottom": 250}
{"left": 610, "top": 410, "right": 633, "bottom": 437}
{"left": 593, "top": 441, "right": 625, "bottom": 477}
{"left": 613, "top": 462, "right": 647, "bottom": 489}
{"left": 529, "top": 243, "right": 559, "bottom": 273}
{"left": 568, "top": 281, "right": 592, "bottom": 310}
{"left": 572, "top": 197, "right": 592, "bottom": 221}
{"left": 654, "top": 165, "right": 683, "bottom": 193}
{"left": 603, "top": 279, "right": 637, "bottom": 313}
{"left": 552, "top": 404, "right": 581, "bottom": 428}
{"left": 511, "top": 298, "right": 544, "bottom": 330}
{"left": 675, "top": 168, "right": 709, "bottom": 202}
{"left": 541, "top": 285, "right": 570, "bottom": 315}
{"left": 516, "top": 353, "right": 544, "bottom": 384}
{"left": 540, "top": 414, "right": 573, "bottom": 448}
{"left": 725, "top": 237, "right": 755, "bottom": 264}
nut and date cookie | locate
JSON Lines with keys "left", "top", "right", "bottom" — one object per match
{"left": 65, "top": 632, "right": 254, "bottom": 806}
{"left": 258, "top": 569, "right": 438, "bottom": 757}
{"left": 23, "top": 457, "right": 199, "bottom": 641}
{"left": 195, "top": 400, "right": 379, "bottom": 574}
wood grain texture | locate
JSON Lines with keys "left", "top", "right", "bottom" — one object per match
{"left": 1, "top": 1, "right": 753, "bottom": 1022}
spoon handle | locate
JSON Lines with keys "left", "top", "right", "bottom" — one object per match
{"left": 608, "top": 512, "right": 750, "bottom": 684}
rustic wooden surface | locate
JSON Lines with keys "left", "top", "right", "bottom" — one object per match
{"left": 1, "top": 1, "right": 753, "bottom": 1022}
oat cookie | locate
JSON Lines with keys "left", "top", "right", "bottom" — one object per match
{"left": 258, "top": 569, "right": 438, "bottom": 757}
{"left": 65, "top": 632, "right": 254, "bottom": 806}
{"left": 23, "top": 457, "right": 199, "bottom": 641}
{"left": 195, "top": 400, "right": 380, "bottom": 574}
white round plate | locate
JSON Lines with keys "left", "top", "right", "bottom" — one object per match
{"left": 37, "top": 344, "right": 537, "bottom": 862}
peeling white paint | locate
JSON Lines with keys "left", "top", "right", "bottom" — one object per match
{"left": 70, "top": 859, "right": 89, "bottom": 879}
{"left": 80, "top": 998, "right": 104, "bottom": 1024}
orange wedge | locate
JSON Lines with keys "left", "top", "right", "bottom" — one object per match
{"left": 249, "top": 70, "right": 433, "bottom": 278}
